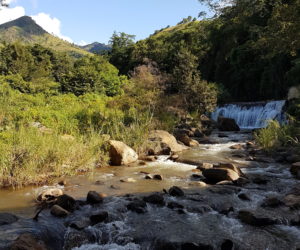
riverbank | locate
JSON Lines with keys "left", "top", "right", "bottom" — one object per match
{"left": 0, "top": 130, "right": 299, "bottom": 249}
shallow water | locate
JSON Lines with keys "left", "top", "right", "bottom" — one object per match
{"left": 1, "top": 130, "right": 300, "bottom": 250}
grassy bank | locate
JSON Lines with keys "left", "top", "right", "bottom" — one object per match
{"left": 0, "top": 84, "right": 156, "bottom": 188}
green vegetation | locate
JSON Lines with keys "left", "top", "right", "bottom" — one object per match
{"left": 109, "top": 0, "right": 300, "bottom": 102}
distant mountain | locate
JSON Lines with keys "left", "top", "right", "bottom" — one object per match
{"left": 0, "top": 16, "right": 91, "bottom": 57}
{"left": 80, "top": 42, "right": 111, "bottom": 54}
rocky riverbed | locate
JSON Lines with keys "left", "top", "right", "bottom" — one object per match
{"left": 0, "top": 130, "right": 299, "bottom": 250}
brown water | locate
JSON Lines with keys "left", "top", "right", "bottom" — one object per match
{"left": 0, "top": 131, "right": 249, "bottom": 217}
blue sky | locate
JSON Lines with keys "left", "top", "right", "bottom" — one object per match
{"left": 3, "top": 0, "right": 208, "bottom": 45}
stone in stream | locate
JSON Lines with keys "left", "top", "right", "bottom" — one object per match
{"left": 86, "top": 191, "right": 103, "bottom": 204}
{"left": 215, "top": 163, "right": 245, "bottom": 177}
{"left": 145, "top": 175, "right": 152, "bottom": 180}
{"left": 238, "top": 210, "right": 277, "bottom": 226}
{"left": 50, "top": 205, "right": 69, "bottom": 217}
{"left": 64, "top": 231, "right": 91, "bottom": 250}
{"left": 90, "top": 211, "right": 109, "bottom": 225}
{"left": 120, "top": 178, "right": 136, "bottom": 183}
{"left": 127, "top": 199, "right": 147, "bottom": 213}
{"left": 202, "top": 168, "right": 240, "bottom": 183}
{"left": 230, "top": 144, "right": 243, "bottom": 150}
{"left": 153, "top": 174, "right": 163, "bottom": 180}
{"left": 283, "top": 194, "right": 300, "bottom": 209}
{"left": 143, "top": 193, "right": 165, "bottom": 206}
{"left": 0, "top": 213, "right": 18, "bottom": 226}
{"left": 238, "top": 193, "right": 251, "bottom": 201}
{"left": 290, "top": 162, "right": 300, "bottom": 177}
{"left": 70, "top": 218, "right": 90, "bottom": 230}
{"left": 11, "top": 233, "right": 47, "bottom": 250}
{"left": 37, "top": 188, "right": 63, "bottom": 202}
{"left": 108, "top": 140, "right": 138, "bottom": 166}
{"left": 169, "top": 186, "right": 185, "bottom": 197}
{"left": 147, "top": 130, "right": 188, "bottom": 155}
{"left": 56, "top": 194, "right": 76, "bottom": 212}
{"left": 261, "top": 196, "right": 283, "bottom": 208}
{"left": 181, "top": 242, "right": 213, "bottom": 250}
{"left": 167, "top": 201, "right": 184, "bottom": 210}
{"left": 197, "top": 162, "right": 214, "bottom": 171}
{"left": 217, "top": 117, "right": 240, "bottom": 132}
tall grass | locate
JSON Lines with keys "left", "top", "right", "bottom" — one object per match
{"left": 0, "top": 84, "right": 155, "bottom": 188}
{"left": 254, "top": 120, "right": 300, "bottom": 152}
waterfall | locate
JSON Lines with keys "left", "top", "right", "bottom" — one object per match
{"left": 211, "top": 100, "right": 286, "bottom": 129}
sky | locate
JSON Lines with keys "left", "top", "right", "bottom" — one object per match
{"left": 0, "top": 0, "right": 208, "bottom": 45}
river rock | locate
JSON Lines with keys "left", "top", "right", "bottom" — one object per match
{"left": 139, "top": 155, "right": 157, "bottom": 161}
{"left": 56, "top": 194, "right": 76, "bottom": 212}
{"left": 90, "top": 211, "right": 109, "bottom": 225}
{"left": 238, "top": 193, "right": 251, "bottom": 201}
{"left": 143, "top": 193, "right": 165, "bottom": 206}
{"left": 175, "top": 132, "right": 199, "bottom": 147}
{"left": 169, "top": 186, "right": 185, "bottom": 197}
{"left": 64, "top": 231, "right": 91, "bottom": 250}
{"left": 145, "top": 175, "right": 152, "bottom": 180}
{"left": 0, "top": 213, "right": 18, "bottom": 226}
{"left": 194, "top": 128, "right": 204, "bottom": 138}
{"left": 86, "top": 191, "right": 103, "bottom": 204}
{"left": 153, "top": 174, "right": 163, "bottom": 180}
{"left": 284, "top": 194, "right": 300, "bottom": 209}
{"left": 181, "top": 242, "right": 213, "bottom": 250}
{"left": 290, "top": 162, "right": 300, "bottom": 177}
{"left": 167, "top": 201, "right": 184, "bottom": 209}
{"left": 109, "top": 140, "right": 138, "bottom": 166}
{"left": 127, "top": 199, "right": 147, "bottom": 213}
{"left": 197, "top": 162, "right": 213, "bottom": 171}
{"left": 261, "top": 196, "right": 283, "bottom": 208}
{"left": 217, "top": 117, "right": 240, "bottom": 132}
{"left": 215, "top": 163, "right": 244, "bottom": 177}
{"left": 238, "top": 210, "right": 277, "bottom": 226}
{"left": 203, "top": 168, "right": 240, "bottom": 183}
{"left": 70, "top": 218, "right": 91, "bottom": 230}
{"left": 120, "top": 178, "right": 137, "bottom": 183}
{"left": 230, "top": 144, "right": 243, "bottom": 150}
{"left": 51, "top": 205, "right": 69, "bottom": 217}
{"left": 11, "top": 233, "right": 47, "bottom": 250}
{"left": 37, "top": 188, "right": 63, "bottom": 202}
{"left": 147, "top": 130, "right": 188, "bottom": 155}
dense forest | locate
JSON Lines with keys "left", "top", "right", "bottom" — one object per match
{"left": 0, "top": 0, "right": 299, "bottom": 187}
{"left": 109, "top": 0, "right": 300, "bottom": 102}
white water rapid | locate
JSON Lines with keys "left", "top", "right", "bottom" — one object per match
{"left": 211, "top": 100, "right": 286, "bottom": 129}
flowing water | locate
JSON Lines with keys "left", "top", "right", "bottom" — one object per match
{"left": 1, "top": 100, "right": 300, "bottom": 249}
{"left": 211, "top": 100, "right": 286, "bottom": 129}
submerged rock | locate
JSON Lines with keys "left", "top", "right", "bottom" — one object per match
{"left": 86, "top": 191, "right": 104, "bottom": 205}
{"left": 290, "top": 162, "right": 300, "bottom": 178}
{"left": 109, "top": 140, "right": 138, "bottom": 166}
{"left": 238, "top": 210, "right": 277, "bottom": 226}
{"left": 0, "top": 213, "right": 18, "bottom": 226}
{"left": 127, "top": 199, "right": 147, "bottom": 213}
{"left": 143, "top": 193, "right": 165, "bottom": 206}
{"left": 51, "top": 205, "right": 69, "bottom": 217}
{"left": 169, "top": 186, "right": 185, "bottom": 197}
{"left": 90, "top": 211, "right": 109, "bottom": 225}
{"left": 11, "top": 233, "right": 47, "bottom": 250}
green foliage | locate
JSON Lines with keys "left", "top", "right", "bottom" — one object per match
{"left": 0, "top": 83, "right": 159, "bottom": 187}
{"left": 0, "top": 42, "right": 125, "bottom": 97}
{"left": 255, "top": 120, "right": 300, "bottom": 151}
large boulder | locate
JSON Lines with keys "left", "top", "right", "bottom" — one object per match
{"left": 109, "top": 140, "right": 138, "bottom": 166}
{"left": 147, "top": 130, "right": 188, "bottom": 155}
{"left": 217, "top": 117, "right": 240, "bottom": 132}
{"left": 203, "top": 168, "right": 240, "bottom": 183}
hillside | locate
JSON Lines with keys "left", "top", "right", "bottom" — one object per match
{"left": 0, "top": 16, "right": 91, "bottom": 57}
{"left": 80, "top": 42, "right": 111, "bottom": 54}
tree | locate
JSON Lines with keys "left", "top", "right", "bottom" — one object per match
{"left": 109, "top": 32, "right": 136, "bottom": 74}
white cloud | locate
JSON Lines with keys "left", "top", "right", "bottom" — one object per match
{"left": 78, "top": 40, "right": 87, "bottom": 46}
{"left": 0, "top": 6, "right": 25, "bottom": 24}
{"left": 31, "top": 12, "right": 73, "bottom": 43}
